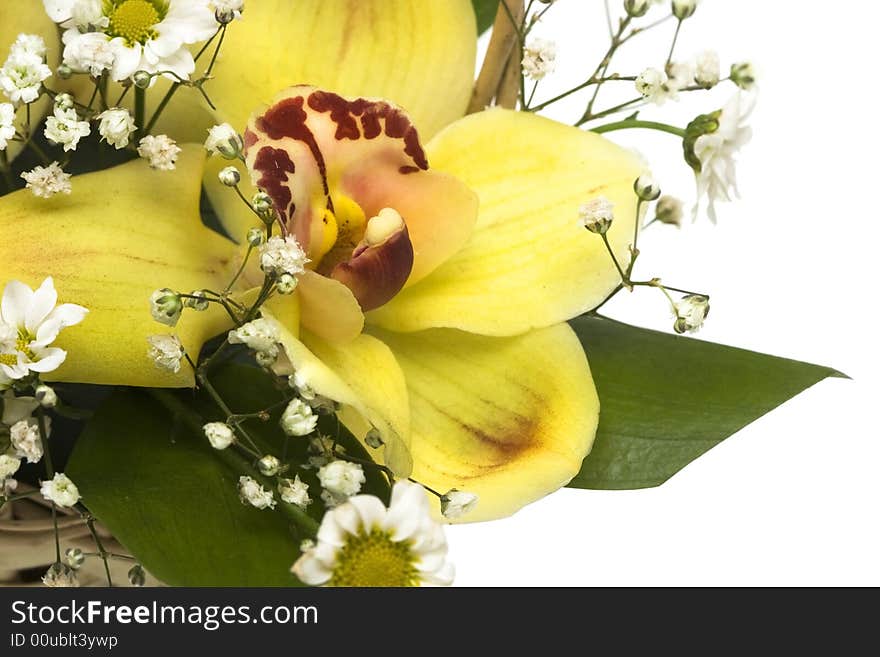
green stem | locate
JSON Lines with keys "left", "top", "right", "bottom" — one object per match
{"left": 35, "top": 407, "right": 60, "bottom": 563}
{"left": 590, "top": 119, "right": 685, "bottom": 137}
{"left": 600, "top": 234, "right": 631, "bottom": 289}
{"left": 84, "top": 515, "right": 114, "bottom": 586}
{"left": 0, "top": 150, "right": 14, "bottom": 191}
{"left": 665, "top": 19, "right": 683, "bottom": 69}
{"left": 134, "top": 86, "right": 146, "bottom": 141}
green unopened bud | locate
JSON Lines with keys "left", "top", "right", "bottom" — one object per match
{"left": 730, "top": 62, "right": 757, "bottom": 90}
{"left": 252, "top": 192, "right": 275, "bottom": 224}
{"left": 54, "top": 93, "right": 74, "bottom": 111}
{"left": 672, "top": 0, "right": 698, "bottom": 20}
{"left": 65, "top": 547, "right": 85, "bottom": 570}
{"left": 276, "top": 273, "right": 297, "bottom": 295}
{"left": 247, "top": 227, "right": 264, "bottom": 247}
{"left": 683, "top": 110, "right": 722, "bottom": 173}
{"left": 624, "top": 0, "right": 651, "bottom": 18}
{"left": 634, "top": 175, "right": 661, "bottom": 202}
{"left": 128, "top": 564, "right": 146, "bottom": 587}
{"left": 184, "top": 290, "right": 210, "bottom": 311}
{"left": 149, "top": 288, "right": 183, "bottom": 326}
{"left": 132, "top": 70, "right": 152, "bottom": 89}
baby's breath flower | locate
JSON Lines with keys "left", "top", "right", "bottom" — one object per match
{"left": 635, "top": 67, "right": 668, "bottom": 102}
{"left": 440, "top": 489, "right": 479, "bottom": 519}
{"left": 42, "top": 562, "right": 80, "bottom": 587}
{"left": 44, "top": 107, "right": 91, "bottom": 152}
{"left": 258, "top": 235, "right": 308, "bottom": 278}
{"left": 578, "top": 196, "right": 614, "bottom": 234}
{"left": 149, "top": 288, "right": 182, "bottom": 326}
{"left": 675, "top": 294, "right": 710, "bottom": 333}
{"left": 0, "top": 103, "right": 15, "bottom": 151}
{"left": 279, "top": 475, "right": 311, "bottom": 508}
{"left": 238, "top": 475, "right": 276, "bottom": 510}
{"left": 205, "top": 123, "right": 243, "bottom": 159}
{"left": 634, "top": 174, "right": 661, "bottom": 201}
{"left": 10, "top": 420, "right": 43, "bottom": 464}
{"left": 96, "top": 107, "right": 136, "bottom": 149}
{"left": 12, "top": 34, "right": 48, "bottom": 58}
{"left": 290, "top": 371, "right": 315, "bottom": 401}
{"left": 203, "top": 422, "right": 234, "bottom": 449}
{"left": 694, "top": 50, "right": 721, "bottom": 88}
{"left": 54, "top": 93, "right": 75, "bottom": 111}
{"left": 21, "top": 163, "right": 72, "bottom": 198}
{"left": 65, "top": 547, "right": 85, "bottom": 569}
{"left": 137, "top": 134, "right": 181, "bottom": 171}
{"left": 210, "top": 0, "right": 244, "bottom": 23}
{"left": 275, "top": 273, "right": 297, "bottom": 295}
{"left": 0, "top": 50, "right": 51, "bottom": 104}
{"left": 246, "top": 227, "right": 264, "bottom": 247}
{"left": 522, "top": 38, "right": 557, "bottom": 81}
{"left": 280, "top": 397, "right": 317, "bottom": 437}
{"left": 257, "top": 454, "right": 281, "bottom": 477}
{"left": 146, "top": 334, "right": 185, "bottom": 373}
{"left": 228, "top": 318, "right": 280, "bottom": 361}
{"left": 62, "top": 32, "right": 115, "bottom": 77}
{"left": 318, "top": 460, "right": 365, "bottom": 500}
{"left": 0, "top": 454, "right": 21, "bottom": 480}
{"left": 218, "top": 165, "right": 240, "bottom": 187}
{"left": 40, "top": 472, "right": 81, "bottom": 507}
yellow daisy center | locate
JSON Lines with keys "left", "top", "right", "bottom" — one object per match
{"left": 329, "top": 529, "right": 419, "bottom": 587}
{"left": 107, "top": 0, "right": 165, "bottom": 45}
{"left": 0, "top": 333, "right": 36, "bottom": 365}
{"left": 0, "top": 353, "right": 17, "bottom": 366}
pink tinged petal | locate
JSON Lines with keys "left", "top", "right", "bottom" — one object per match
{"left": 2, "top": 280, "right": 34, "bottom": 327}
{"left": 27, "top": 347, "right": 67, "bottom": 373}
{"left": 292, "top": 552, "right": 332, "bottom": 586}
{"left": 24, "top": 277, "right": 58, "bottom": 333}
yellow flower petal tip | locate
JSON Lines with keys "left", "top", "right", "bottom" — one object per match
{"left": 0, "top": 146, "right": 238, "bottom": 387}
{"left": 374, "top": 323, "right": 599, "bottom": 522}
{"left": 369, "top": 108, "right": 644, "bottom": 336}
{"left": 202, "top": 0, "right": 477, "bottom": 140}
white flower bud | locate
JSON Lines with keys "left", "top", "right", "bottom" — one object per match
{"left": 218, "top": 165, "right": 241, "bottom": 187}
{"left": 674, "top": 294, "right": 710, "bottom": 333}
{"left": 730, "top": 62, "right": 757, "bottom": 90}
{"left": 280, "top": 398, "right": 318, "bottom": 437}
{"left": 205, "top": 123, "right": 244, "bottom": 159}
{"left": 672, "top": 0, "right": 698, "bottom": 20}
{"left": 275, "top": 273, "right": 297, "bottom": 295}
{"left": 65, "top": 547, "right": 85, "bottom": 570}
{"left": 184, "top": 290, "right": 210, "bottom": 311}
{"left": 440, "top": 489, "right": 479, "bottom": 519}
{"left": 578, "top": 196, "right": 614, "bottom": 234}
{"left": 149, "top": 288, "right": 182, "bottom": 326}
{"left": 634, "top": 175, "right": 661, "bottom": 202}
{"left": 56, "top": 64, "right": 73, "bottom": 80}
{"left": 257, "top": 454, "right": 282, "bottom": 477}
{"left": 128, "top": 564, "right": 146, "bottom": 587}
{"left": 54, "top": 93, "right": 74, "bottom": 111}
{"left": 132, "top": 70, "right": 152, "bottom": 89}
{"left": 34, "top": 384, "right": 57, "bottom": 408}
{"left": 624, "top": 0, "right": 651, "bottom": 18}
{"left": 247, "top": 227, "right": 264, "bottom": 247}
{"left": 203, "top": 422, "right": 234, "bottom": 450}
{"left": 694, "top": 50, "right": 720, "bottom": 89}
{"left": 655, "top": 196, "right": 683, "bottom": 226}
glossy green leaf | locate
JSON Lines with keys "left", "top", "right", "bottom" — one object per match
{"left": 66, "top": 364, "right": 389, "bottom": 586}
{"left": 473, "top": 0, "right": 501, "bottom": 34}
{"left": 569, "top": 316, "right": 846, "bottom": 490}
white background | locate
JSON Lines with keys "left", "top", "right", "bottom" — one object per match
{"left": 448, "top": 0, "right": 880, "bottom": 586}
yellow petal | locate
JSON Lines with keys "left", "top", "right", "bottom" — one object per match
{"left": 203, "top": 0, "right": 476, "bottom": 141}
{"left": 0, "top": 9, "right": 61, "bottom": 162}
{"left": 297, "top": 270, "right": 364, "bottom": 343}
{"left": 372, "top": 323, "right": 598, "bottom": 522}
{"left": 368, "top": 109, "right": 643, "bottom": 336}
{"left": 266, "top": 315, "right": 412, "bottom": 476}
{"left": 0, "top": 146, "right": 237, "bottom": 387}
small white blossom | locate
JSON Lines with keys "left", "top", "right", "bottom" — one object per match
{"left": 0, "top": 51, "right": 52, "bottom": 105}
{"left": 210, "top": 0, "right": 244, "bottom": 21}
{"left": 672, "top": 0, "right": 699, "bottom": 20}
{"left": 11, "top": 34, "right": 48, "bottom": 58}
{"left": 203, "top": 421, "right": 234, "bottom": 449}
{"left": 146, "top": 334, "right": 185, "bottom": 373}
{"left": 204, "top": 123, "right": 243, "bottom": 159}
{"left": 578, "top": 196, "right": 615, "bottom": 234}
{"left": 522, "top": 38, "right": 557, "bottom": 81}
{"left": 258, "top": 235, "right": 308, "bottom": 278}
{"left": 62, "top": 31, "right": 115, "bottom": 77}
{"left": 228, "top": 318, "right": 281, "bottom": 362}
{"left": 96, "top": 108, "right": 136, "bottom": 149}
{"left": 635, "top": 67, "right": 667, "bottom": 100}
{"left": 44, "top": 107, "right": 91, "bottom": 152}
{"left": 21, "top": 163, "right": 72, "bottom": 198}
{"left": 730, "top": 62, "right": 757, "bottom": 90}
{"left": 218, "top": 166, "right": 241, "bottom": 187}
{"left": 137, "top": 134, "right": 181, "bottom": 171}
{"left": 290, "top": 370, "right": 316, "bottom": 401}
{"left": 42, "top": 562, "right": 80, "bottom": 587}
{"left": 674, "top": 294, "right": 710, "bottom": 333}
{"left": 0, "top": 277, "right": 87, "bottom": 380}
{"left": 655, "top": 195, "right": 684, "bottom": 227}
{"left": 694, "top": 50, "right": 720, "bottom": 88}
{"left": 693, "top": 93, "right": 754, "bottom": 221}
{"left": 149, "top": 288, "right": 182, "bottom": 326}
{"left": 318, "top": 460, "right": 365, "bottom": 500}
{"left": 280, "top": 397, "right": 318, "bottom": 437}
{"left": 279, "top": 475, "right": 311, "bottom": 508}
{"left": 257, "top": 454, "right": 281, "bottom": 477}
{"left": 238, "top": 475, "right": 276, "bottom": 510}
{"left": 0, "top": 454, "right": 21, "bottom": 480}
{"left": 0, "top": 103, "right": 15, "bottom": 151}
{"left": 634, "top": 174, "right": 661, "bottom": 202}
{"left": 40, "top": 472, "right": 80, "bottom": 507}
{"left": 440, "top": 489, "right": 479, "bottom": 520}
{"left": 34, "top": 384, "right": 58, "bottom": 409}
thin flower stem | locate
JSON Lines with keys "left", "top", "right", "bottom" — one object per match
{"left": 0, "top": 489, "right": 41, "bottom": 505}
{"left": 408, "top": 478, "right": 443, "bottom": 498}
{"left": 197, "top": 372, "right": 263, "bottom": 454}
{"left": 35, "top": 407, "right": 61, "bottom": 564}
{"left": 665, "top": 19, "right": 683, "bottom": 69}
{"left": 590, "top": 119, "right": 686, "bottom": 137}
{"left": 26, "top": 139, "right": 51, "bottom": 165}
{"left": 223, "top": 244, "right": 254, "bottom": 294}
{"left": 0, "top": 150, "right": 14, "bottom": 191}
{"left": 600, "top": 234, "right": 631, "bottom": 289}
{"left": 86, "top": 79, "right": 100, "bottom": 112}
{"left": 579, "top": 16, "right": 632, "bottom": 125}
{"left": 528, "top": 76, "right": 636, "bottom": 113}
{"left": 603, "top": 0, "right": 614, "bottom": 38}
{"left": 627, "top": 198, "right": 645, "bottom": 278}
{"left": 113, "top": 84, "right": 131, "bottom": 107}
{"left": 83, "top": 514, "right": 114, "bottom": 586}
{"left": 134, "top": 86, "right": 146, "bottom": 141}
{"left": 202, "top": 25, "right": 227, "bottom": 79}
{"left": 83, "top": 551, "right": 136, "bottom": 562}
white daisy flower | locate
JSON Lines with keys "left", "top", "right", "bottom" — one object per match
{"left": 50, "top": 0, "right": 218, "bottom": 82}
{"left": 292, "top": 480, "right": 454, "bottom": 587}
{"left": 0, "top": 277, "right": 88, "bottom": 380}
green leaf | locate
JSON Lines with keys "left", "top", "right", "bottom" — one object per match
{"left": 569, "top": 316, "right": 845, "bottom": 490}
{"left": 66, "top": 365, "right": 388, "bottom": 586}
{"left": 472, "top": 0, "right": 501, "bottom": 34}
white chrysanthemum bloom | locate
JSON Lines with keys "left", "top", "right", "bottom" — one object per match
{"left": 48, "top": 0, "right": 218, "bottom": 82}
{"left": 674, "top": 294, "right": 710, "bottom": 333}
{"left": 318, "top": 460, "right": 365, "bottom": 499}
{"left": 228, "top": 317, "right": 280, "bottom": 359}
{"left": 11, "top": 34, "right": 48, "bottom": 59}
{"left": 293, "top": 480, "right": 454, "bottom": 587}
{"left": 280, "top": 397, "right": 317, "bottom": 437}
{"left": 10, "top": 419, "right": 44, "bottom": 464}
{"left": 96, "top": 107, "right": 136, "bottom": 149}
{"left": 146, "top": 334, "right": 184, "bottom": 373}
{"left": 279, "top": 475, "right": 311, "bottom": 508}
{"left": 41, "top": 472, "right": 80, "bottom": 507}
{"left": 0, "top": 277, "right": 88, "bottom": 380}
{"left": 21, "top": 162, "right": 72, "bottom": 198}
{"left": 0, "top": 51, "right": 52, "bottom": 105}
{"left": 238, "top": 475, "right": 276, "bottom": 510}
{"left": 0, "top": 454, "right": 21, "bottom": 480}
{"left": 203, "top": 421, "right": 234, "bottom": 449}
{"left": 578, "top": 196, "right": 614, "bottom": 235}
{"left": 204, "top": 123, "right": 243, "bottom": 159}
{"left": 440, "top": 489, "right": 479, "bottom": 520}
{"left": 42, "top": 562, "right": 80, "bottom": 587}
{"left": 693, "top": 93, "right": 754, "bottom": 221}
{"left": 522, "top": 38, "right": 557, "bottom": 81}
{"left": 635, "top": 67, "right": 667, "bottom": 100}
{"left": 694, "top": 50, "right": 720, "bottom": 88}
{"left": 137, "top": 134, "right": 181, "bottom": 170}
{"left": 258, "top": 235, "right": 308, "bottom": 278}
{"left": 0, "top": 103, "right": 15, "bottom": 151}
{"left": 44, "top": 107, "right": 91, "bottom": 152}
{"left": 62, "top": 31, "right": 116, "bottom": 76}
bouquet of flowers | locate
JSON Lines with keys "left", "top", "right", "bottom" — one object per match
{"left": 0, "top": 0, "right": 840, "bottom": 587}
